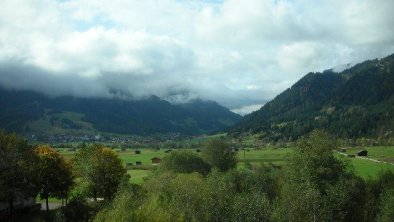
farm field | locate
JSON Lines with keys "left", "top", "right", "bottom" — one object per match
{"left": 347, "top": 157, "right": 394, "bottom": 178}
{"left": 237, "top": 148, "right": 291, "bottom": 167}
{"left": 59, "top": 146, "right": 394, "bottom": 183}
{"left": 344, "top": 146, "right": 394, "bottom": 163}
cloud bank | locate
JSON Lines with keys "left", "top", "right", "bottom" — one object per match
{"left": 0, "top": 0, "right": 393, "bottom": 114}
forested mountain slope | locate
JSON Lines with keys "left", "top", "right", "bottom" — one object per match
{"left": 0, "top": 88, "right": 241, "bottom": 136}
{"left": 230, "top": 53, "right": 394, "bottom": 141}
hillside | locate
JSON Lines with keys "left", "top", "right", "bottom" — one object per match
{"left": 0, "top": 88, "right": 241, "bottom": 136}
{"left": 230, "top": 53, "right": 394, "bottom": 141}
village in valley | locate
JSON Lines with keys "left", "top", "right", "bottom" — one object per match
{"left": 1, "top": 0, "right": 394, "bottom": 221}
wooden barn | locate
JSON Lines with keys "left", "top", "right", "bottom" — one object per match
{"left": 357, "top": 150, "right": 368, "bottom": 156}
{"left": 151, "top": 157, "right": 162, "bottom": 164}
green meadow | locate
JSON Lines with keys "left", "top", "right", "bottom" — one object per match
{"left": 59, "top": 146, "right": 394, "bottom": 184}
{"left": 348, "top": 157, "right": 394, "bottom": 178}
{"left": 344, "top": 146, "right": 394, "bottom": 163}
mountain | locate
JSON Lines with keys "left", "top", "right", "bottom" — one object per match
{"left": 0, "top": 88, "right": 241, "bottom": 136}
{"left": 230, "top": 53, "right": 394, "bottom": 141}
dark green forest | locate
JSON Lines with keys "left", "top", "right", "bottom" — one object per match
{"left": 0, "top": 88, "right": 241, "bottom": 136}
{"left": 230, "top": 54, "right": 394, "bottom": 142}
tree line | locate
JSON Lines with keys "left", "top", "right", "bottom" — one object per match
{"left": 0, "top": 131, "right": 128, "bottom": 218}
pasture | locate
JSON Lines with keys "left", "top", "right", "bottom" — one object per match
{"left": 347, "top": 157, "right": 394, "bottom": 178}
{"left": 58, "top": 146, "right": 394, "bottom": 183}
{"left": 344, "top": 146, "right": 394, "bottom": 163}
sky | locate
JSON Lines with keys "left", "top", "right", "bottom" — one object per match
{"left": 0, "top": 0, "right": 394, "bottom": 115}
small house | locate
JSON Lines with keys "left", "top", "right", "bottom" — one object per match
{"left": 136, "top": 161, "right": 142, "bottom": 165}
{"left": 135, "top": 150, "right": 141, "bottom": 154}
{"left": 357, "top": 150, "right": 368, "bottom": 156}
{"left": 151, "top": 157, "right": 162, "bottom": 164}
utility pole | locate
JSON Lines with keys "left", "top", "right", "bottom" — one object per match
{"left": 243, "top": 148, "right": 246, "bottom": 167}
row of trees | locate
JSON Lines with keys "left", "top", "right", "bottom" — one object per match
{"left": 0, "top": 131, "right": 128, "bottom": 215}
{"left": 0, "top": 132, "right": 75, "bottom": 212}
{"left": 95, "top": 130, "right": 394, "bottom": 222}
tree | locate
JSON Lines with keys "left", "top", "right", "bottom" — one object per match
{"left": 364, "top": 170, "right": 394, "bottom": 220}
{"left": 73, "top": 144, "right": 127, "bottom": 200}
{"left": 160, "top": 150, "right": 211, "bottom": 175}
{"left": 202, "top": 139, "right": 236, "bottom": 171}
{"left": 275, "top": 130, "right": 365, "bottom": 221}
{"left": 34, "top": 145, "right": 74, "bottom": 211}
{"left": 0, "top": 131, "right": 39, "bottom": 213}
{"left": 377, "top": 188, "right": 394, "bottom": 222}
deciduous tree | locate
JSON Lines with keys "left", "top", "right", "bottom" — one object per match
{"left": 202, "top": 139, "right": 236, "bottom": 171}
{"left": 160, "top": 150, "right": 211, "bottom": 175}
{"left": 35, "top": 145, "right": 74, "bottom": 211}
{"left": 0, "top": 131, "right": 39, "bottom": 213}
{"left": 73, "top": 144, "right": 127, "bottom": 200}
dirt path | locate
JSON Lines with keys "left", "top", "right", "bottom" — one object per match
{"left": 335, "top": 150, "right": 394, "bottom": 165}
{"left": 357, "top": 156, "right": 394, "bottom": 165}
{"left": 40, "top": 202, "right": 63, "bottom": 211}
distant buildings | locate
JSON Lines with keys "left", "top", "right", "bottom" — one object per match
{"left": 357, "top": 150, "right": 368, "bottom": 156}
{"left": 151, "top": 157, "right": 162, "bottom": 164}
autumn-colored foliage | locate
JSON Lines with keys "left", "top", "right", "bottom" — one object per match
{"left": 35, "top": 145, "right": 74, "bottom": 211}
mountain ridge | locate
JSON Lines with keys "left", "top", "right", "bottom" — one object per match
{"left": 230, "top": 53, "right": 394, "bottom": 141}
{"left": 0, "top": 87, "right": 241, "bottom": 136}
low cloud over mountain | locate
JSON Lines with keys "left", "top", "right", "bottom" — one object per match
{"left": 1, "top": 0, "right": 394, "bottom": 114}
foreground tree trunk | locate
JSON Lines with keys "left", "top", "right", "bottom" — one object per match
{"left": 9, "top": 199, "right": 14, "bottom": 214}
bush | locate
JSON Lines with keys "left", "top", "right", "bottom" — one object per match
{"left": 202, "top": 139, "right": 236, "bottom": 172}
{"left": 160, "top": 150, "right": 211, "bottom": 175}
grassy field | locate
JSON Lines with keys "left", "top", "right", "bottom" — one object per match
{"left": 127, "top": 169, "right": 150, "bottom": 184}
{"left": 59, "top": 146, "right": 394, "bottom": 184}
{"left": 344, "top": 146, "right": 394, "bottom": 163}
{"left": 236, "top": 148, "right": 291, "bottom": 167}
{"left": 347, "top": 157, "right": 394, "bottom": 178}
{"left": 117, "top": 149, "right": 167, "bottom": 165}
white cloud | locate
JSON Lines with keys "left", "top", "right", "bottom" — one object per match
{"left": 0, "top": 0, "right": 393, "bottom": 114}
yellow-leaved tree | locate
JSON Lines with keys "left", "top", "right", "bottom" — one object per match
{"left": 35, "top": 145, "right": 74, "bottom": 211}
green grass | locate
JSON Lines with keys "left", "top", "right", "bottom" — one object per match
{"left": 36, "top": 196, "right": 63, "bottom": 204}
{"left": 347, "top": 157, "right": 394, "bottom": 179}
{"left": 344, "top": 146, "right": 394, "bottom": 163}
{"left": 59, "top": 146, "right": 394, "bottom": 181}
{"left": 236, "top": 148, "right": 292, "bottom": 166}
{"left": 59, "top": 149, "right": 171, "bottom": 184}
{"left": 118, "top": 149, "right": 168, "bottom": 165}
{"left": 336, "top": 146, "right": 394, "bottom": 178}
{"left": 127, "top": 169, "right": 150, "bottom": 184}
